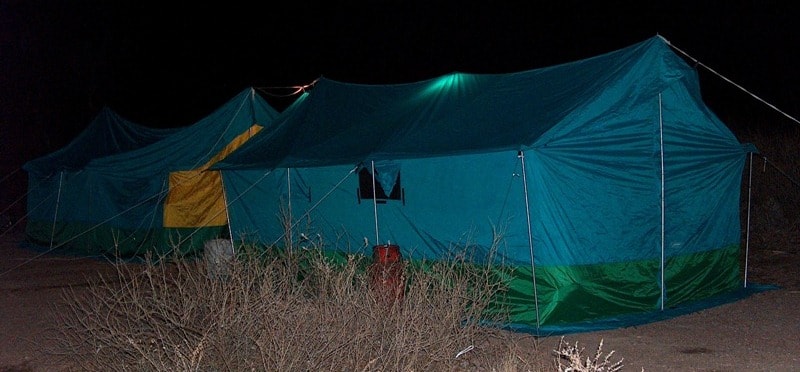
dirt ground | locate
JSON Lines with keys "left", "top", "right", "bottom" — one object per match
{"left": 1, "top": 229, "right": 798, "bottom": 371}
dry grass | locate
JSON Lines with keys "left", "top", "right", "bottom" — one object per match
{"left": 53, "top": 240, "right": 552, "bottom": 371}
{"left": 553, "top": 337, "right": 627, "bottom": 372}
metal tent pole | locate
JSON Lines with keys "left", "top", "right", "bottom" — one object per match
{"left": 49, "top": 171, "right": 64, "bottom": 251}
{"left": 268, "top": 166, "right": 357, "bottom": 248}
{"left": 219, "top": 172, "right": 236, "bottom": 256}
{"left": 286, "top": 168, "right": 293, "bottom": 251}
{"left": 744, "top": 152, "right": 754, "bottom": 288}
{"left": 518, "top": 150, "right": 541, "bottom": 329}
{"left": 658, "top": 94, "right": 666, "bottom": 311}
{"left": 178, "top": 170, "right": 276, "bottom": 250}
{"left": 371, "top": 161, "right": 380, "bottom": 245}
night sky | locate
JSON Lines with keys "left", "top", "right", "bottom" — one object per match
{"left": 2, "top": 1, "right": 799, "bottom": 216}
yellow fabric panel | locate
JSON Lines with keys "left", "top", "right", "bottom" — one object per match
{"left": 200, "top": 124, "right": 264, "bottom": 169}
{"left": 163, "top": 124, "right": 264, "bottom": 228}
{"left": 164, "top": 170, "right": 227, "bottom": 228}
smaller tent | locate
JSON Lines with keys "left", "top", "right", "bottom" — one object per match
{"left": 24, "top": 88, "right": 277, "bottom": 257}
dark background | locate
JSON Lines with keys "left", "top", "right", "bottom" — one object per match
{"left": 2, "top": 1, "right": 799, "bottom": 218}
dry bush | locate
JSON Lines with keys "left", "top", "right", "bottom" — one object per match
{"left": 552, "top": 337, "right": 633, "bottom": 372}
{"left": 546, "top": 329, "right": 647, "bottom": 371}
{"left": 53, "top": 239, "right": 550, "bottom": 371}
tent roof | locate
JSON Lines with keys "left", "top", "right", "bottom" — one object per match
{"left": 23, "top": 107, "right": 181, "bottom": 176}
{"left": 70, "top": 88, "right": 277, "bottom": 177}
{"left": 215, "top": 36, "right": 696, "bottom": 170}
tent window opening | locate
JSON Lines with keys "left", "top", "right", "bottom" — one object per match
{"left": 357, "top": 162, "right": 404, "bottom": 204}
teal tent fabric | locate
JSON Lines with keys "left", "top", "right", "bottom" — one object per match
{"left": 214, "top": 36, "right": 759, "bottom": 333}
{"left": 24, "top": 107, "right": 180, "bottom": 176}
{"left": 24, "top": 88, "right": 278, "bottom": 257}
{"left": 217, "top": 36, "right": 699, "bottom": 168}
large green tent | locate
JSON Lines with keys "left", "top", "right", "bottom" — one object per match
{"left": 214, "top": 36, "right": 760, "bottom": 333}
{"left": 24, "top": 88, "right": 277, "bottom": 257}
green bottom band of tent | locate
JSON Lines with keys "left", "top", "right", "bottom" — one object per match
{"left": 501, "top": 282, "right": 777, "bottom": 335}
{"left": 25, "top": 220, "right": 227, "bottom": 258}
{"left": 487, "top": 244, "right": 757, "bottom": 333}
{"left": 22, "top": 228, "right": 771, "bottom": 334}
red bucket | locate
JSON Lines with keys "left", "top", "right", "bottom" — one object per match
{"left": 369, "top": 244, "right": 405, "bottom": 301}
{"left": 373, "top": 244, "right": 402, "bottom": 264}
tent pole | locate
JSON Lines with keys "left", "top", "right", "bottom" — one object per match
{"left": 744, "top": 152, "right": 754, "bottom": 288}
{"left": 286, "top": 168, "right": 293, "bottom": 251}
{"left": 219, "top": 172, "right": 236, "bottom": 256}
{"left": 518, "top": 150, "right": 541, "bottom": 330}
{"left": 371, "top": 161, "right": 380, "bottom": 245}
{"left": 49, "top": 171, "right": 64, "bottom": 251}
{"left": 658, "top": 94, "right": 667, "bottom": 311}
{"left": 268, "top": 166, "right": 357, "bottom": 248}
{"left": 212, "top": 168, "right": 276, "bottom": 247}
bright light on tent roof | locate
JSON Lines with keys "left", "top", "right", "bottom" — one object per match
{"left": 421, "top": 73, "right": 464, "bottom": 97}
